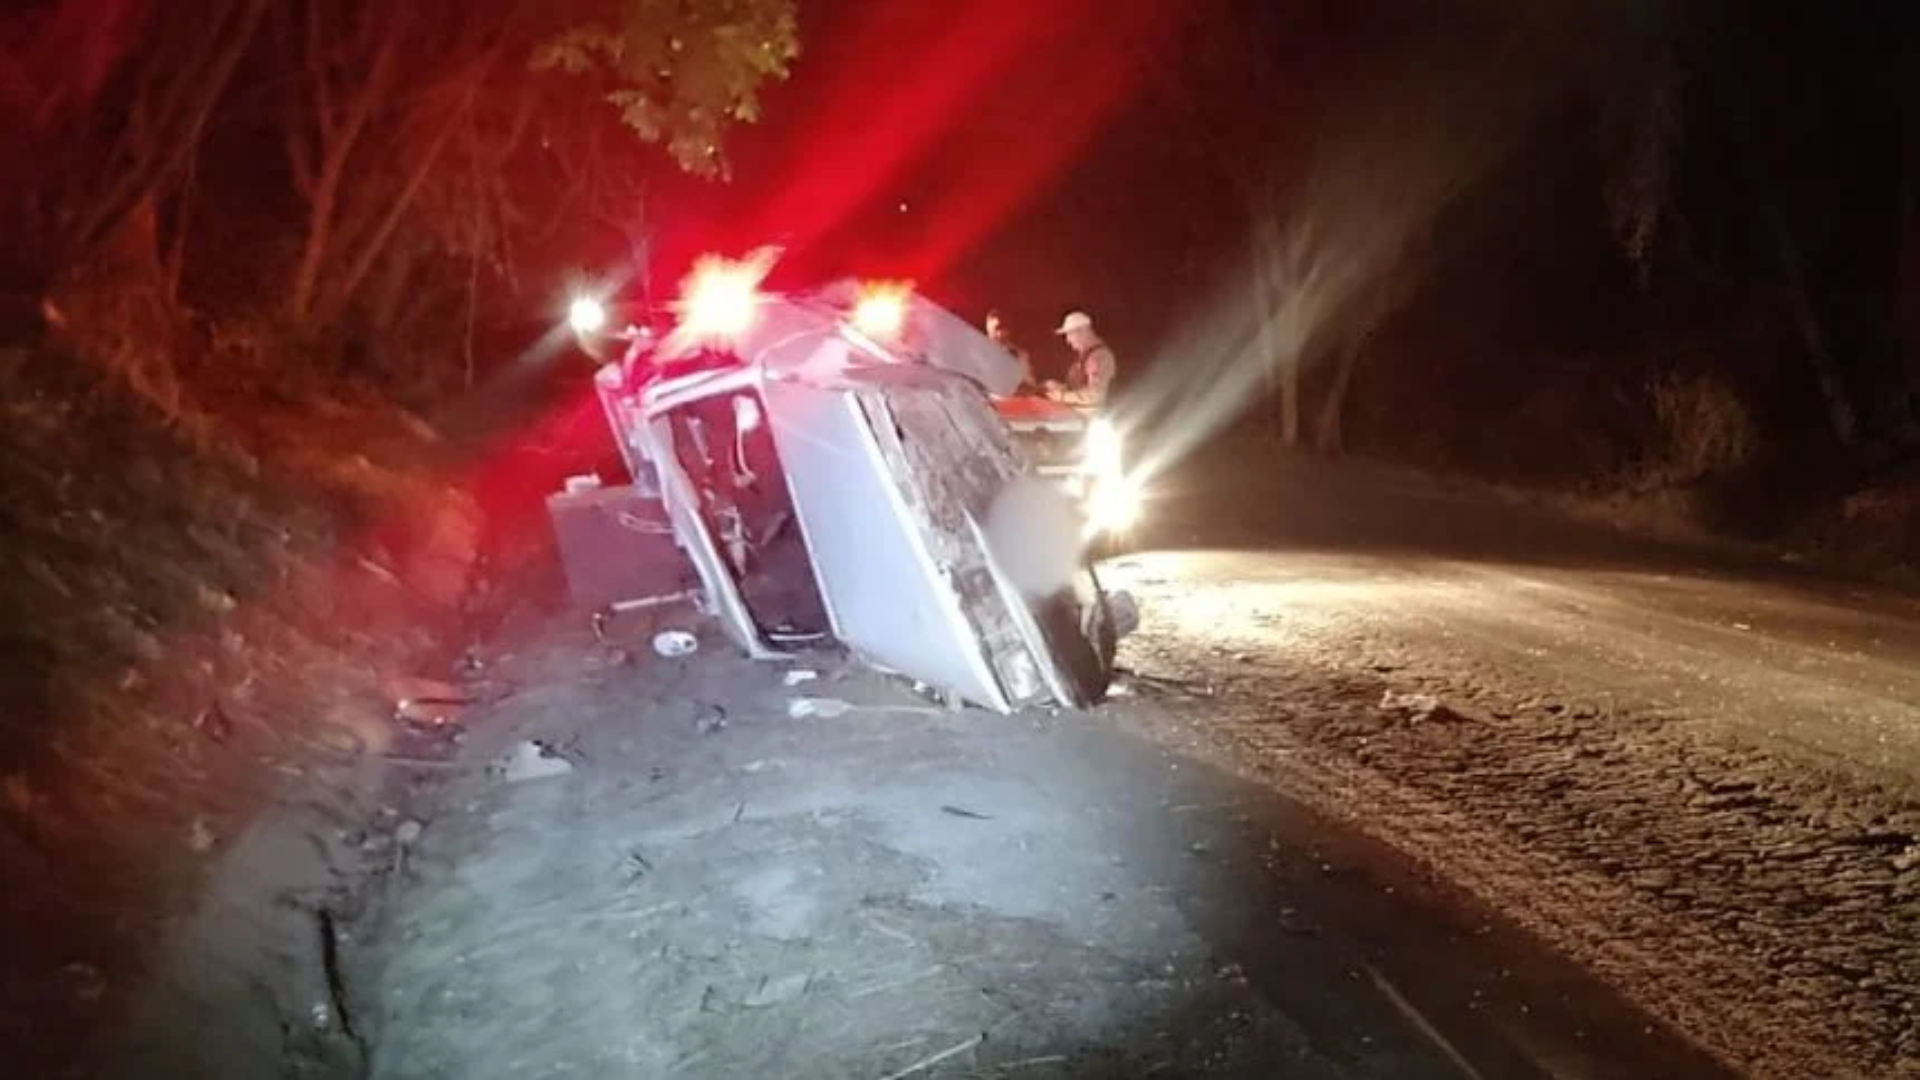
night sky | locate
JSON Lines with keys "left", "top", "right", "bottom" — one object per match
{"left": 639, "top": 0, "right": 1916, "bottom": 424}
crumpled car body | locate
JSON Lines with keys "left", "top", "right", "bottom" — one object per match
{"left": 595, "top": 286, "right": 1128, "bottom": 711}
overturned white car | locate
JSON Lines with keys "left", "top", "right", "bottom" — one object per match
{"left": 576, "top": 255, "right": 1135, "bottom": 711}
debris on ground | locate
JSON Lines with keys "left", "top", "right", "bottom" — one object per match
{"left": 1378, "top": 691, "right": 1440, "bottom": 716}
{"left": 389, "top": 671, "right": 472, "bottom": 730}
{"left": 652, "top": 629, "right": 699, "bottom": 658}
{"left": 1117, "top": 550, "right": 1920, "bottom": 1079}
{"left": 314, "top": 616, "right": 1725, "bottom": 1080}
{"left": 1112, "top": 667, "right": 1215, "bottom": 699}
{"left": 739, "top": 972, "right": 813, "bottom": 1009}
{"left": 786, "top": 695, "right": 945, "bottom": 720}
{"left": 787, "top": 695, "right": 855, "bottom": 719}
{"left": 186, "top": 818, "right": 218, "bottom": 854}
{"left": 494, "top": 741, "right": 575, "bottom": 783}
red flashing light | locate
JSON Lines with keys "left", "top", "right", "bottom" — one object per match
{"left": 675, "top": 249, "right": 779, "bottom": 341}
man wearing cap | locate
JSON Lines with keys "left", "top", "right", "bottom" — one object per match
{"left": 1046, "top": 310, "right": 1117, "bottom": 408}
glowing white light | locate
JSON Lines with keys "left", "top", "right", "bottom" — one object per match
{"left": 1084, "top": 475, "right": 1143, "bottom": 537}
{"left": 851, "top": 282, "right": 911, "bottom": 339}
{"left": 733, "top": 394, "right": 762, "bottom": 432}
{"left": 568, "top": 296, "right": 608, "bottom": 335}
{"left": 675, "top": 248, "right": 779, "bottom": 341}
{"left": 1085, "top": 417, "right": 1125, "bottom": 481}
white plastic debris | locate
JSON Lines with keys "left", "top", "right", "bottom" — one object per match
{"left": 187, "top": 817, "right": 217, "bottom": 854}
{"left": 781, "top": 669, "right": 820, "bottom": 687}
{"left": 652, "top": 629, "right": 699, "bottom": 658}
{"left": 787, "top": 696, "right": 854, "bottom": 719}
{"left": 499, "top": 740, "right": 574, "bottom": 783}
{"left": 1380, "top": 691, "right": 1441, "bottom": 715}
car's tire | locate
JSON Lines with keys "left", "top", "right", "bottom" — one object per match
{"left": 1032, "top": 566, "right": 1117, "bottom": 706}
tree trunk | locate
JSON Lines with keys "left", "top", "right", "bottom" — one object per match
{"left": 287, "top": 165, "right": 341, "bottom": 323}
{"left": 366, "top": 246, "right": 418, "bottom": 332}
{"left": 1250, "top": 213, "right": 1299, "bottom": 447}
{"left": 1280, "top": 346, "right": 1300, "bottom": 447}
{"left": 318, "top": 49, "right": 494, "bottom": 328}
{"left": 1315, "top": 337, "right": 1364, "bottom": 453}
{"left": 462, "top": 254, "right": 480, "bottom": 390}
{"left": 1705, "top": 16, "right": 1861, "bottom": 450}
{"left": 286, "top": 12, "right": 403, "bottom": 325}
{"left": 66, "top": 0, "right": 266, "bottom": 274}
{"left": 321, "top": 98, "right": 470, "bottom": 326}
{"left": 1759, "top": 190, "right": 1859, "bottom": 448}
{"left": 1896, "top": 93, "right": 1920, "bottom": 446}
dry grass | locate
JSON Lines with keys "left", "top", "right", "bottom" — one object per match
{"left": 1643, "top": 371, "right": 1757, "bottom": 486}
{"left": 0, "top": 315, "right": 474, "bottom": 1073}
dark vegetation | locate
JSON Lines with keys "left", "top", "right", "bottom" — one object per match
{"left": 1017, "top": 0, "right": 1920, "bottom": 572}
{"left": 1, "top": 1, "right": 796, "bottom": 1069}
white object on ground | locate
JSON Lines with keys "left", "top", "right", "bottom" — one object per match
{"left": 652, "top": 629, "right": 699, "bottom": 658}
{"left": 609, "top": 589, "right": 698, "bottom": 614}
{"left": 782, "top": 669, "right": 820, "bottom": 687}
{"left": 787, "top": 696, "right": 944, "bottom": 720}
{"left": 187, "top": 818, "right": 217, "bottom": 854}
{"left": 1380, "top": 691, "right": 1441, "bottom": 715}
{"left": 787, "top": 696, "right": 853, "bottom": 719}
{"left": 499, "top": 741, "right": 574, "bottom": 783}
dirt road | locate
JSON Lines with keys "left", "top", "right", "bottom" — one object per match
{"left": 91, "top": 455, "right": 1917, "bottom": 1079}
{"left": 134, "top": 633, "right": 1713, "bottom": 1080}
{"left": 1103, "top": 454, "right": 1920, "bottom": 1077}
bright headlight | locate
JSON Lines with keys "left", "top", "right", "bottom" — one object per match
{"left": 1084, "top": 475, "right": 1143, "bottom": 537}
{"left": 568, "top": 296, "right": 608, "bottom": 335}
{"left": 1085, "top": 417, "right": 1124, "bottom": 478}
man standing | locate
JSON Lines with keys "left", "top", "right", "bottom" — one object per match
{"left": 1046, "top": 310, "right": 1117, "bottom": 408}
{"left": 985, "top": 309, "right": 1036, "bottom": 394}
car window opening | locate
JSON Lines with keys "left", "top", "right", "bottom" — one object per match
{"left": 667, "top": 392, "right": 830, "bottom": 639}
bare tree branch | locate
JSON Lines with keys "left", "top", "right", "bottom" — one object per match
{"left": 286, "top": 3, "right": 406, "bottom": 321}
{"left": 325, "top": 47, "right": 499, "bottom": 320}
{"left": 67, "top": 0, "right": 269, "bottom": 265}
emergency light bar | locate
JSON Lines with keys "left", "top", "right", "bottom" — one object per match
{"left": 675, "top": 251, "right": 774, "bottom": 341}
{"left": 851, "top": 281, "right": 913, "bottom": 339}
